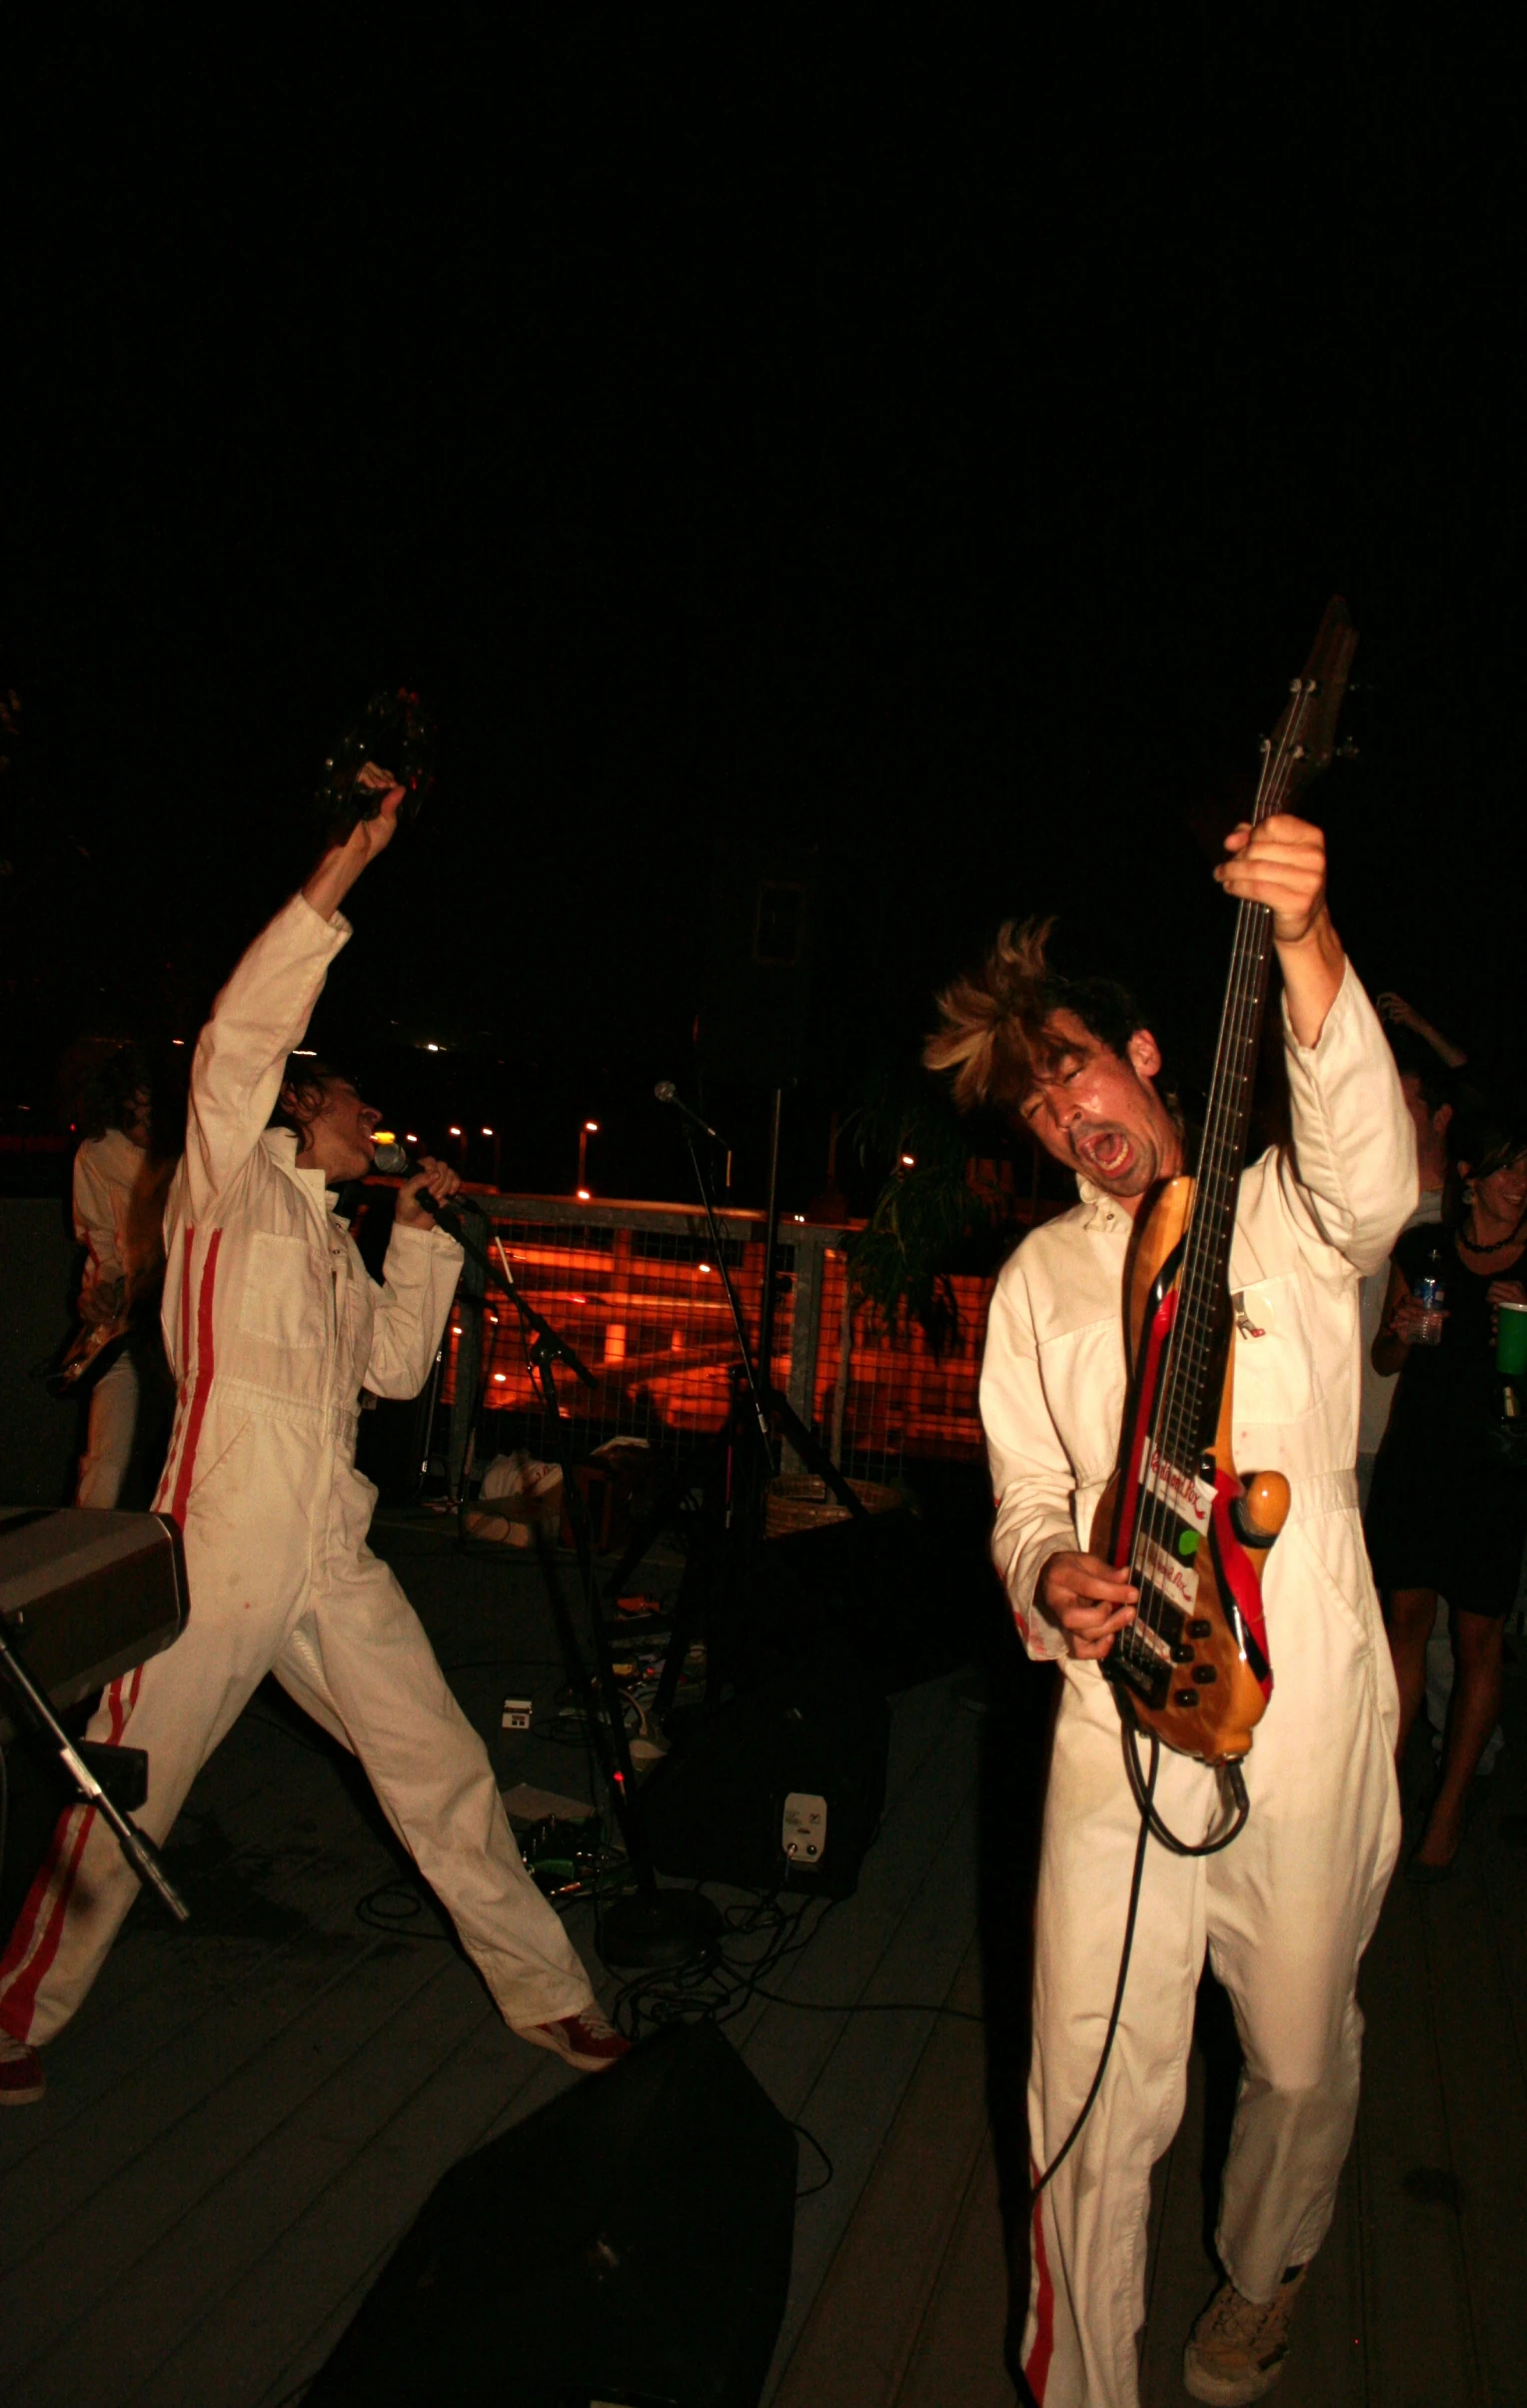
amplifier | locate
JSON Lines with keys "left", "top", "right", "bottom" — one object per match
{"left": 0, "top": 1508, "right": 188, "bottom": 1744}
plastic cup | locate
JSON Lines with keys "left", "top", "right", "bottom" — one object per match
{"left": 1497, "top": 1300, "right": 1527, "bottom": 1375}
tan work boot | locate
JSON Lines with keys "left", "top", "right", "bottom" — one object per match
{"left": 1182, "top": 2264, "right": 1308, "bottom": 2404}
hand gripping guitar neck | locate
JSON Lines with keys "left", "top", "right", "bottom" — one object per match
{"left": 1093, "top": 597, "right": 1358, "bottom": 1769}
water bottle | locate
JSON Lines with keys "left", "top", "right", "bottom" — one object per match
{"left": 1413, "top": 1246, "right": 1447, "bottom": 1346}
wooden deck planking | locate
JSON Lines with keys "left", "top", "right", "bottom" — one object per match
{"left": 762, "top": 1759, "right": 983, "bottom": 2386}
{"left": 0, "top": 1752, "right": 406, "bottom": 2263}
{"left": 770, "top": 1935, "right": 1001, "bottom": 2408}
{"left": 894, "top": 2136, "right": 1014, "bottom": 2408}
{"left": 4, "top": 1528, "right": 1524, "bottom": 2408}
{"left": 1412, "top": 1848, "right": 1527, "bottom": 2404}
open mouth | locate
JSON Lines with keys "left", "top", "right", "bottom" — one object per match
{"left": 1077, "top": 1128, "right": 1134, "bottom": 1181}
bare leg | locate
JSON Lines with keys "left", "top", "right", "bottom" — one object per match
{"left": 1385, "top": 1587, "right": 1437, "bottom": 1771}
{"left": 1415, "top": 1609, "right": 1504, "bottom": 1867}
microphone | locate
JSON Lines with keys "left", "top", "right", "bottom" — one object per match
{"left": 370, "top": 1140, "right": 482, "bottom": 1221}
{"left": 653, "top": 1081, "right": 724, "bottom": 1145}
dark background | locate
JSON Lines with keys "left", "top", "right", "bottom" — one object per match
{"left": 2, "top": 14, "right": 1517, "bottom": 1209}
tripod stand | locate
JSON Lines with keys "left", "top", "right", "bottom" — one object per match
{"left": 607, "top": 1088, "right": 866, "bottom": 1723}
{"left": 439, "top": 1202, "right": 721, "bottom": 1971}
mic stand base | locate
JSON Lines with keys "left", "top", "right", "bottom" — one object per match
{"left": 598, "top": 1883, "right": 723, "bottom": 1972}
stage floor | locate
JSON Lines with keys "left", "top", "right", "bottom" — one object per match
{"left": 1, "top": 1517, "right": 1523, "bottom": 2406}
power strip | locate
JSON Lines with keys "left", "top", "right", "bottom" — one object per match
{"left": 781, "top": 1791, "right": 827, "bottom": 1866}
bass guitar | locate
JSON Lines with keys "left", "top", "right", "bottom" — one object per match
{"left": 1094, "top": 597, "right": 1358, "bottom": 1766}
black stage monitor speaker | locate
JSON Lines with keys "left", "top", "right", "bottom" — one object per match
{"left": 639, "top": 1644, "right": 889, "bottom": 1898}
{"left": 307, "top": 2020, "right": 796, "bottom": 2408}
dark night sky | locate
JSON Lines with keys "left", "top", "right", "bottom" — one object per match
{"left": 2, "top": 16, "right": 1518, "bottom": 1207}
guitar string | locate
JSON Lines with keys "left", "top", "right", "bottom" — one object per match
{"left": 1119, "top": 753, "right": 1280, "bottom": 1661}
{"left": 1157, "top": 694, "right": 1305, "bottom": 1455}
{"left": 1117, "top": 686, "right": 1310, "bottom": 1677}
{"left": 1123, "top": 684, "right": 1308, "bottom": 1672}
{"left": 1122, "top": 706, "right": 1296, "bottom": 1659}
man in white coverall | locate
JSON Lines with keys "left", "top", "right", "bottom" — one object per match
{"left": 0, "top": 783, "right": 624, "bottom": 2105}
{"left": 925, "top": 817, "right": 1413, "bottom": 2406}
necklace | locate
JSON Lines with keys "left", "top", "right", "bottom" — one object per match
{"left": 1462, "top": 1211, "right": 1527, "bottom": 1257}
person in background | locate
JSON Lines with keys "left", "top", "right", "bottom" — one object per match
{"left": 70, "top": 1044, "right": 178, "bottom": 1509}
{"left": 1367, "top": 1100, "right": 1527, "bottom": 1878}
{"left": 1356, "top": 1034, "right": 1454, "bottom": 1503}
{"left": 1375, "top": 989, "right": 1469, "bottom": 1074}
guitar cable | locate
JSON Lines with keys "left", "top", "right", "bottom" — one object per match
{"left": 1029, "top": 1701, "right": 1249, "bottom": 2205}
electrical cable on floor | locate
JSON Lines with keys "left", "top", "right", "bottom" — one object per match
{"left": 745, "top": 1984, "right": 985, "bottom": 2022}
{"left": 792, "top": 2120, "right": 834, "bottom": 2200}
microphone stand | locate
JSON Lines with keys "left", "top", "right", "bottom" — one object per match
{"left": 603, "top": 1092, "right": 868, "bottom": 1722}
{"left": 436, "top": 1201, "right": 721, "bottom": 1972}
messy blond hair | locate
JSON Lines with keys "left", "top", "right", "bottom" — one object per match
{"left": 923, "top": 916, "right": 1144, "bottom": 1117}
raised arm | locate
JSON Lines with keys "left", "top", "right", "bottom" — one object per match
{"left": 1218, "top": 813, "right": 1416, "bottom": 1273}
{"left": 181, "top": 783, "right": 404, "bottom": 1220}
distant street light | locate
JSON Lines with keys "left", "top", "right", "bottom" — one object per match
{"left": 577, "top": 1119, "right": 600, "bottom": 1196}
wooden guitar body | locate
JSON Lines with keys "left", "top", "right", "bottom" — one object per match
{"left": 1093, "top": 1174, "right": 1289, "bottom": 1766}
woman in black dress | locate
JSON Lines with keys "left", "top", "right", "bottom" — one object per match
{"left": 1367, "top": 1102, "right": 1527, "bottom": 1876}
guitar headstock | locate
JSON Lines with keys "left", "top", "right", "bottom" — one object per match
{"left": 1259, "top": 596, "right": 1358, "bottom": 819}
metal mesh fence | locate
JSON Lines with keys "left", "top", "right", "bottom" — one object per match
{"left": 436, "top": 1196, "right": 1004, "bottom": 1490}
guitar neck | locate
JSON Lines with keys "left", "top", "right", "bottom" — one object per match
{"left": 1152, "top": 600, "right": 1357, "bottom": 1472}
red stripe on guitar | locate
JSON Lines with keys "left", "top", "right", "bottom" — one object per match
{"left": 1209, "top": 1473, "right": 1274, "bottom": 1698}
{"left": 169, "top": 1229, "right": 221, "bottom": 1531}
{"left": 1111, "top": 1279, "right": 1178, "bottom": 1568}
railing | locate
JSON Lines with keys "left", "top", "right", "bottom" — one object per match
{"left": 437, "top": 1193, "right": 1007, "bottom": 1496}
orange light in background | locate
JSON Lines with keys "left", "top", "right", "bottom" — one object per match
{"left": 373, "top": 1130, "right": 396, "bottom": 1145}
{"left": 426, "top": 1043, "right": 440, "bottom": 1053}
{"left": 171, "top": 1038, "right": 185, "bottom": 1047}
{"left": 698, "top": 1261, "right": 712, "bottom": 1275}
{"left": 900, "top": 1153, "right": 915, "bottom": 1167}
{"left": 482, "top": 1126, "right": 493, "bottom": 1136}
{"left": 577, "top": 1187, "right": 592, "bottom": 1201}
{"left": 493, "top": 1372, "right": 507, "bottom": 1384}
{"left": 449, "top": 1125, "right": 463, "bottom": 1137}
{"left": 585, "top": 1120, "right": 600, "bottom": 1133}
{"left": 406, "top": 1133, "right": 418, "bottom": 1143}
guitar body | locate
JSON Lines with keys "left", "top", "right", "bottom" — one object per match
{"left": 1093, "top": 1175, "right": 1289, "bottom": 1766}
{"left": 43, "top": 1313, "right": 133, "bottom": 1400}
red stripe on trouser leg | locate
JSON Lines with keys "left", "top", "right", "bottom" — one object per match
{"left": 1025, "top": 2163, "right": 1055, "bottom": 2401}
{"left": 0, "top": 1660, "right": 148, "bottom": 2041}
{"left": 169, "top": 1229, "right": 221, "bottom": 1530}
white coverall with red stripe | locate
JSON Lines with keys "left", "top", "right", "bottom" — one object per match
{"left": 981, "top": 964, "right": 1414, "bottom": 2407}
{"left": 72, "top": 1128, "right": 167, "bottom": 1509}
{"left": 0, "top": 893, "right": 595, "bottom": 2046}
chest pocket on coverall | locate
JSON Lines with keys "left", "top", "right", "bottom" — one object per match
{"left": 238, "top": 1231, "right": 329, "bottom": 1351}
{"left": 1231, "top": 1273, "right": 1318, "bottom": 1423}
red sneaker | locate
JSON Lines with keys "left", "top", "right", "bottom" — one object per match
{"left": 0, "top": 2033, "right": 45, "bottom": 2107}
{"left": 513, "top": 2007, "right": 631, "bottom": 2073}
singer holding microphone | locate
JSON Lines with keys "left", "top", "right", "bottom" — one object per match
{"left": 0, "top": 774, "right": 625, "bottom": 2107}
